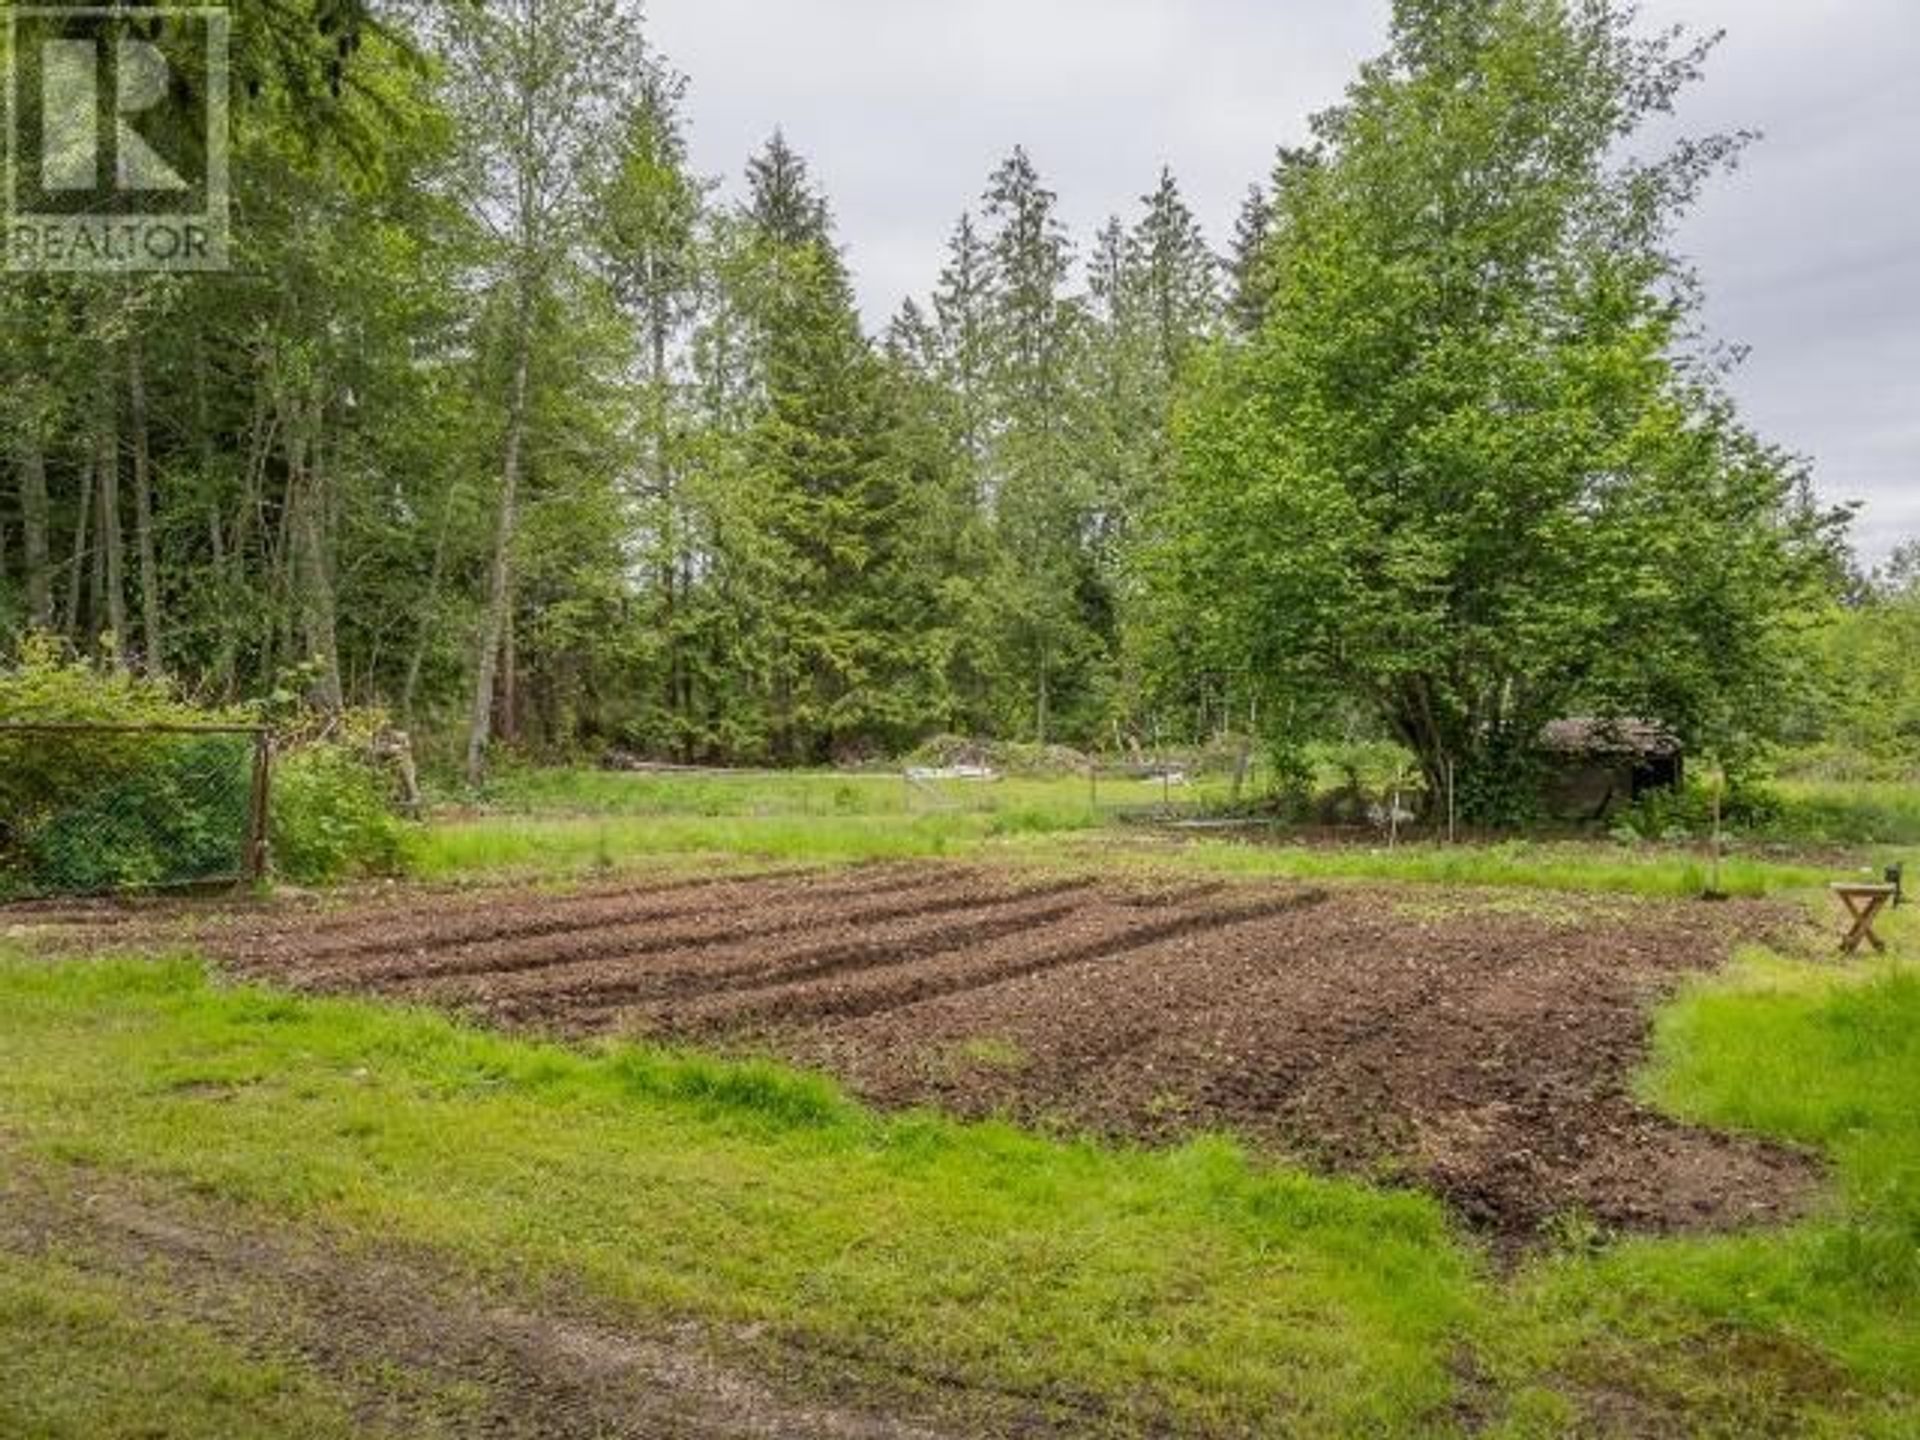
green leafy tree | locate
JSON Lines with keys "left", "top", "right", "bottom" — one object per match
{"left": 1149, "top": 0, "right": 1846, "bottom": 818}
{"left": 441, "top": 0, "right": 651, "bottom": 781}
{"left": 977, "top": 148, "right": 1106, "bottom": 742}
{"left": 1803, "top": 544, "right": 1920, "bottom": 776}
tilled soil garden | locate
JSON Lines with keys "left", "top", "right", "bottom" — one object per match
{"left": 203, "top": 864, "right": 1816, "bottom": 1240}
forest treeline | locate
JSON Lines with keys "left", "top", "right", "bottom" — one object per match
{"left": 0, "top": 0, "right": 1908, "bottom": 811}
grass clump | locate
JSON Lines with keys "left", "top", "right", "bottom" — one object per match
{"left": 1768, "top": 779, "right": 1920, "bottom": 847}
{"left": 1066, "top": 835, "right": 1837, "bottom": 900}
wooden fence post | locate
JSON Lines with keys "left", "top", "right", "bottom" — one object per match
{"left": 245, "top": 730, "right": 273, "bottom": 885}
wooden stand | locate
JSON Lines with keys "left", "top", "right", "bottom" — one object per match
{"left": 1832, "top": 883, "right": 1897, "bottom": 956}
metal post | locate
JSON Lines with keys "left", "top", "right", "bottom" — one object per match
{"left": 1446, "top": 759, "right": 1457, "bottom": 846}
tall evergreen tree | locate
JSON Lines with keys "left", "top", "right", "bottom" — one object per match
{"left": 734, "top": 134, "right": 931, "bottom": 760}
{"left": 601, "top": 66, "right": 709, "bottom": 749}
{"left": 1130, "top": 168, "right": 1219, "bottom": 376}
{"left": 1227, "top": 183, "right": 1274, "bottom": 336}
{"left": 931, "top": 213, "right": 996, "bottom": 488}
{"left": 977, "top": 148, "right": 1101, "bottom": 742}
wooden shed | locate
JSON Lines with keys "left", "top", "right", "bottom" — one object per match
{"left": 1539, "top": 718, "right": 1684, "bottom": 822}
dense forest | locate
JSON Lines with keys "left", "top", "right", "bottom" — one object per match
{"left": 0, "top": 0, "right": 1903, "bottom": 812}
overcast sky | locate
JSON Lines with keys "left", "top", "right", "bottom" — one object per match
{"left": 649, "top": 0, "right": 1919, "bottom": 560}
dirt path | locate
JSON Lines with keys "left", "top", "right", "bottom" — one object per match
{"left": 0, "top": 1148, "right": 983, "bottom": 1440}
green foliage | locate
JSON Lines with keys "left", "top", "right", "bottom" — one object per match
{"left": 1769, "top": 779, "right": 1920, "bottom": 847}
{"left": 1144, "top": 0, "right": 1847, "bottom": 821}
{"left": 0, "top": 639, "right": 402, "bottom": 893}
{"left": 1797, "top": 551, "right": 1920, "bottom": 778}
{"left": 0, "top": 0, "right": 1883, "bottom": 830}
{"left": 0, "top": 635, "right": 220, "bottom": 729}
{"left": 269, "top": 744, "right": 403, "bottom": 884}
{"left": 19, "top": 736, "right": 253, "bottom": 895}
{"left": 0, "top": 640, "right": 254, "bottom": 895}
{"left": 1613, "top": 778, "right": 1784, "bottom": 843}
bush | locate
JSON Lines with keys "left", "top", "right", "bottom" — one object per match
{"left": 269, "top": 743, "right": 404, "bottom": 884}
{"left": 0, "top": 637, "right": 404, "bottom": 892}
{"left": 1614, "top": 779, "right": 1784, "bottom": 843}
{"left": 21, "top": 736, "right": 253, "bottom": 893}
{"left": 0, "top": 639, "right": 258, "bottom": 895}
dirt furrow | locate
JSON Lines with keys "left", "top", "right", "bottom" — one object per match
{"left": 223, "top": 865, "right": 930, "bottom": 970}
{"left": 537, "top": 902, "right": 1094, "bottom": 1035}
{"left": 172, "top": 862, "right": 1821, "bottom": 1241}
{"left": 274, "top": 873, "right": 1087, "bottom": 994}
{"left": 455, "top": 890, "right": 1100, "bottom": 1026}
{"left": 677, "top": 890, "right": 1333, "bottom": 1032}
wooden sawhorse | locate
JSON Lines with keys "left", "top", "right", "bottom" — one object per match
{"left": 1832, "top": 882, "right": 1898, "bottom": 956}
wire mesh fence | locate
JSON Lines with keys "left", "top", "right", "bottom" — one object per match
{"left": 0, "top": 723, "right": 270, "bottom": 900}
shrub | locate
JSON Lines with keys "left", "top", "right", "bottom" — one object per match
{"left": 1614, "top": 778, "right": 1784, "bottom": 843}
{"left": 269, "top": 743, "right": 404, "bottom": 884}
{"left": 0, "top": 639, "right": 256, "bottom": 895}
{"left": 0, "top": 637, "right": 404, "bottom": 892}
{"left": 22, "top": 736, "right": 253, "bottom": 893}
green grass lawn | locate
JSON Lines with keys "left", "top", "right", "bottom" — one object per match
{"left": 480, "top": 764, "right": 1231, "bottom": 821}
{"left": 2, "top": 921, "right": 1919, "bottom": 1435}
{"left": 407, "top": 765, "right": 1912, "bottom": 900}
{"left": 407, "top": 810, "right": 1867, "bottom": 902}
{"left": 1771, "top": 778, "right": 1920, "bottom": 847}
{"left": 0, "top": 953, "right": 1472, "bottom": 1436}
{"left": 0, "top": 1251, "right": 379, "bottom": 1440}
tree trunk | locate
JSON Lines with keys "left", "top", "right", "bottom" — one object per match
{"left": 215, "top": 382, "right": 274, "bottom": 695}
{"left": 127, "top": 341, "right": 165, "bottom": 674}
{"left": 96, "top": 393, "right": 126, "bottom": 665}
{"left": 500, "top": 598, "right": 519, "bottom": 745}
{"left": 401, "top": 485, "right": 457, "bottom": 725}
{"left": 16, "top": 431, "right": 52, "bottom": 627}
{"left": 288, "top": 396, "right": 344, "bottom": 710}
{"left": 64, "top": 462, "right": 92, "bottom": 638}
{"left": 466, "top": 294, "right": 533, "bottom": 785}
{"left": 1035, "top": 647, "right": 1050, "bottom": 746}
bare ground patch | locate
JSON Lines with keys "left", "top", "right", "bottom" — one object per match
{"left": 188, "top": 863, "right": 1820, "bottom": 1242}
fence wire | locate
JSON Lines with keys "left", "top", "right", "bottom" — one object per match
{"left": 0, "top": 725, "right": 266, "bottom": 900}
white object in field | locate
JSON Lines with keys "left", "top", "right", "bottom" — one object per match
{"left": 1369, "top": 798, "right": 1418, "bottom": 828}
{"left": 904, "top": 765, "right": 1000, "bottom": 783}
